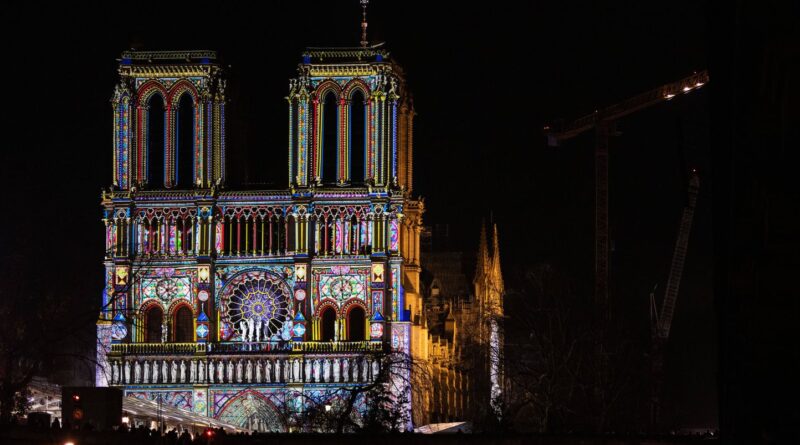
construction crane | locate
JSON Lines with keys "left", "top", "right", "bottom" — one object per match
{"left": 649, "top": 170, "right": 700, "bottom": 428}
{"left": 544, "top": 70, "right": 709, "bottom": 316}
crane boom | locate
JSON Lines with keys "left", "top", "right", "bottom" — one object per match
{"left": 546, "top": 70, "right": 709, "bottom": 144}
{"left": 657, "top": 171, "right": 700, "bottom": 339}
{"left": 543, "top": 70, "right": 708, "bottom": 318}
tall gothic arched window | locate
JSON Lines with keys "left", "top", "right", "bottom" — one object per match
{"left": 173, "top": 305, "right": 194, "bottom": 343}
{"left": 147, "top": 94, "right": 166, "bottom": 188}
{"left": 350, "top": 90, "right": 366, "bottom": 184}
{"left": 176, "top": 93, "right": 195, "bottom": 189}
{"left": 321, "top": 307, "right": 336, "bottom": 341}
{"left": 347, "top": 306, "right": 366, "bottom": 341}
{"left": 321, "top": 91, "right": 338, "bottom": 184}
{"left": 145, "top": 305, "right": 163, "bottom": 343}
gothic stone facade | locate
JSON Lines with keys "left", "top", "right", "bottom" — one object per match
{"left": 97, "top": 47, "right": 423, "bottom": 431}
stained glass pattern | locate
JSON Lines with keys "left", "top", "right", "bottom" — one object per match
{"left": 227, "top": 275, "right": 291, "bottom": 338}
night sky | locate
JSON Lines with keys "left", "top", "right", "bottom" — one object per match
{"left": 2, "top": 1, "right": 713, "bottom": 428}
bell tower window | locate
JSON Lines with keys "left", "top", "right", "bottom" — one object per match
{"left": 147, "top": 93, "right": 166, "bottom": 188}
{"left": 350, "top": 90, "right": 366, "bottom": 184}
{"left": 176, "top": 93, "right": 195, "bottom": 189}
{"left": 321, "top": 91, "right": 338, "bottom": 184}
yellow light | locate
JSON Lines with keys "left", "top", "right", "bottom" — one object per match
{"left": 64, "top": 442, "right": 75, "bottom": 445}
{"left": 115, "top": 266, "right": 129, "bottom": 286}
{"left": 695, "top": 82, "right": 704, "bottom": 87}
{"left": 372, "top": 264, "right": 384, "bottom": 283}
{"left": 198, "top": 265, "right": 210, "bottom": 283}
{"left": 664, "top": 93, "right": 675, "bottom": 100}
{"left": 296, "top": 264, "right": 307, "bottom": 281}
{"left": 122, "top": 416, "right": 130, "bottom": 424}
{"left": 683, "top": 86, "right": 691, "bottom": 92}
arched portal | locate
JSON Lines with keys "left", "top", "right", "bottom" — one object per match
{"left": 216, "top": 391, "right": 286, "bottom": 433}
{"left": 321, "top": 306, "right": 336, "bottom": 341}
{"left": 347, "top": 306, "right": 366, "bottom": 341}
{"left": 173, "top": 305, "right": 194, "bottom": 342}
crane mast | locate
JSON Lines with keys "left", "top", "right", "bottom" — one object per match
{"left": 545, "top": 70, "right": 708, "bottom": 317}
{"left": 656, "top": 171, "right": 700, "bottom": 339}
{"left": 649, "top": 171, "right": 700, "bottom": 428}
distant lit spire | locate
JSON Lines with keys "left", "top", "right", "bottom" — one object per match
{"left": 360, "top": 0, "right": 369, "bottom": 48}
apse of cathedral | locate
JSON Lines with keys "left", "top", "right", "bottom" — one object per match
{"left": 97, "top": 35, "right": 502, "bottom": 431}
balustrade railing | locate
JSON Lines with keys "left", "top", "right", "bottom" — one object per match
{"left": 107, "top": 353, "right": 382, "bottom": 386}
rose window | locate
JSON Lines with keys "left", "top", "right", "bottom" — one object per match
{"left": 226, "top": 277, "right": 291, "bottom": 339}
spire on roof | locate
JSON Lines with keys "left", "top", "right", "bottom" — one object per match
{"left": 474, "top": 221, "right": 489, "bottom": 284}
{"left": 491, "top": 224, "right": 505, "bottom": 295}
{"left": 360, "top": 0, "right": 369, "bottom": 48}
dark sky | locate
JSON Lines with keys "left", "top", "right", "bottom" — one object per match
{"left": 1, "top": 1, "right": 713, "bottom": 428}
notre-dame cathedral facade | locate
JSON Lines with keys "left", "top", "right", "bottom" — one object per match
{"left": 97, "top": 41, "right": 502, "bottom": 432}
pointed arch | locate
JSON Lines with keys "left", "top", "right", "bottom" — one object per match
{"left": 170, "top": 301, "right": 195, "bottom": 343}
{"left": 215, "top": 390, "right": 287, "bottom": 432}
{"left": 137, "top": 80, "right": 169, "bottom": 105}
{"left": 313, "top": 80, "right": 343, "bottom": 102}
{"left": 167, "top": 79, "right": 199, "bottom": 105}
{"left": 343, "top": 78, "right": 370, "bottom": 100}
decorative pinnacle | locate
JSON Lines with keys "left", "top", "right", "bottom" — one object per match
{"left": 360, "top": 0, "right": 369, "bottom": 48}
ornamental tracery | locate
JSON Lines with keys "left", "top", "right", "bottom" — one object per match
{"left": 219, "top": 270, "right": 293, "bottom": 341}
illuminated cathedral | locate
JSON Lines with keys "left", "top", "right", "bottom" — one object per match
{"left": 96, "top": 33, "right": 502, "bottom": 432}
{"left": 97, "top": 42, "right": 424, "bottom": 431}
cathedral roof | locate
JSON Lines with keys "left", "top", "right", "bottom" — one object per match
{"left": 303, "top": 44, "right": 390, "bottom": 63}
{"left": 119, "top": 50, "right": 217, "bottom": 63}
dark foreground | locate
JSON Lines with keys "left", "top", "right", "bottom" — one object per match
{"left": 0, "top": 426, "right": 718, "bottom": 445}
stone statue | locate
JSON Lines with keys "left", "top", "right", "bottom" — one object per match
{"left": 323, "top": 359, "right": 330, "bottom": 383}
{"left": 208, "top": 361, "right": 215, "bottom": 383}
{"left": 134, "top": 361, "right": 141, "bottom": 383}
{"left": 246, "top": 360, "right": 252, "bottom": 382}
{"left": 372, "top": 359, "right": 379, "bottom": 381}
{"left": 352, "top": 360, "right": 359, "bottom": 382}
{"left": 342, "top": 358, "right": 349, "bottom": 382}
{"left": 293, "top": 359, "right": 300, "bottom": 383}
{"left": 124, "top": 361, "right": 131, "bottom": 383}
{"left": 236, "top": 361, "right": 243, "bottom": 382}
{"left": 239, "top": 319, "right": 248, "bottom": 342}
{"left": 255, "top": 361, "right": 261, "bottom": 383}
{"left": 247, "top": 318, "right": 255, "bottom": 342}
{"left": 161, "top": 324, "right": 168, "bottom": 343}
{"left": 112, "top": 361, "right": 119, "bottom": 384}
{"left": 180, "top": 360, "right": 186, "bottom": 383}
{"left": 227, "top": 360, "right": 234, "bottom": 383}
{"left": 198, "top": 361, "right": 205, "bottom": 383}
{"left": 143, "top": 361, "right": 150, "bottom": 384}
{"left": 283, "top": 360, "right": 289, "bottom": 383}
{"left": 218, "top": 360, "right": 224, "bottom": 382}
{"left": 361, "top": 357, "right": 368, "bottom": 382}
{"left": 334, "top": 319, "right": 339, "bottom": 341}
{"left": 255, "top": 319, "right": 262, "bottom": 342}
{"left": 190, "top": 361, "right": 196, "bottom": 383}
{"left": 152, "top": 360, "right": 159, "bottom": 384}
{"left": 169, "top": 361, "right": 176, "bottom": 383}
{"left": 304, "top": 359, "right": 311, "bottom": 383}
{"left": 333, "top": 358, "right": 340, "bottom": 382}
{"left": 313, "top": 359, "right": 320, "bottom": 382}
{"left": 162, "top": 361, "right": 168, "bottom": 383}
